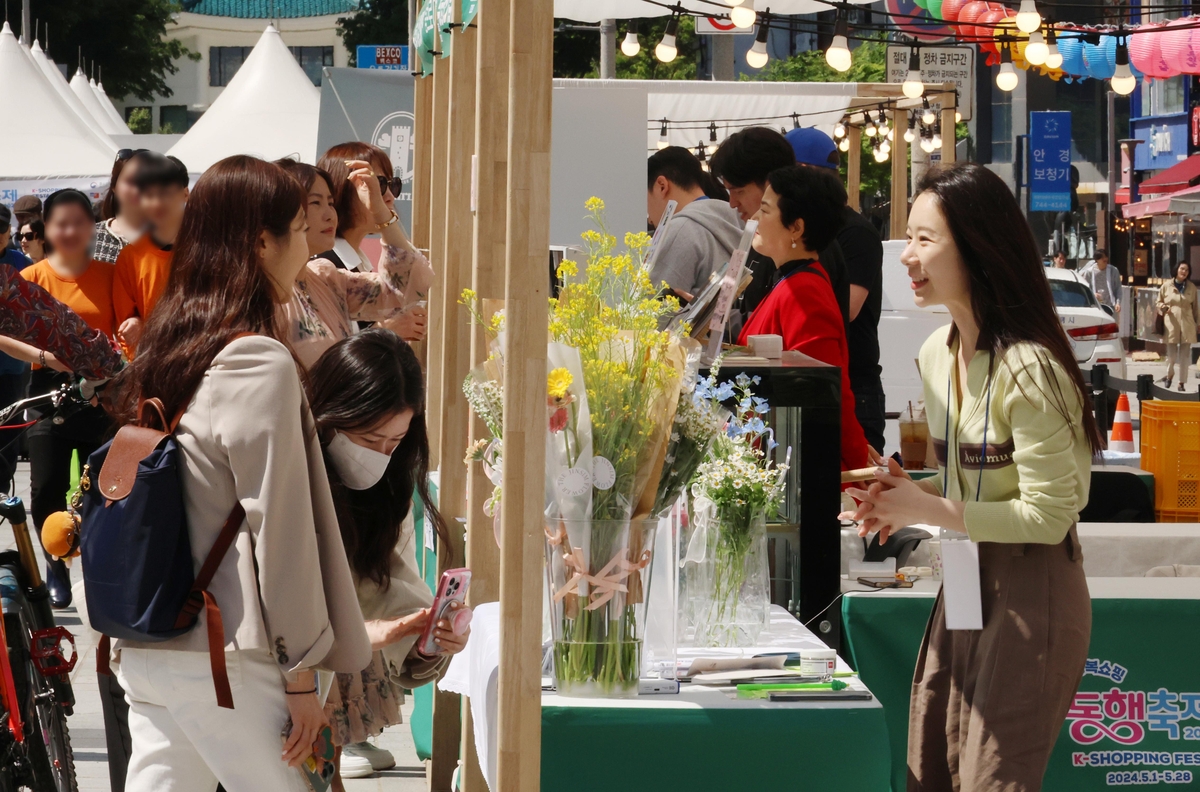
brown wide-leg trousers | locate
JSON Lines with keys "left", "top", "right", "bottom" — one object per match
{"left": 907, "top": 526, "right": 1091, "bottom": 792}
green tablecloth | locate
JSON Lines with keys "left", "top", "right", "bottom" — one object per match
{"left": 541, "top": 692, "right": 892, "bottom": 791}
{"left": 843, "top": 579, "right": 1200, "bottom": 791}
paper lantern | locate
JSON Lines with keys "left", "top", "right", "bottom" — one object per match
{"left": 1162, "top": 17, "right": 1200, "bottom": 74}
{"left": 1057, "top": 31, "right": 1086, "bottom": 77}
{"left": 1130, "top": 24, "right": 1172, "bottom": 78}
{"left": 976, "top": 7, "right": 1011, "bottom": 60}
{"left": 928, "top": 0, "right": 945, "bottom": 20}
{"left": 913, "top": 0, "right": 929, "bottom": 11}
{"left": 955, "top": 1, "right": 990, "bottom": 41}
{"left": 941, "top": 0, "right": 969, "bottom": 23}
{"left": 1083, "top": 34, "right": 1117, "bottom": 79}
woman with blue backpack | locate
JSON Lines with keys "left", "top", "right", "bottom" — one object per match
{"left": 307, "top": 329, "right": 470, "bottom": 788}
{"left": 104, "top": 155, "right": 371, "bottom": 792}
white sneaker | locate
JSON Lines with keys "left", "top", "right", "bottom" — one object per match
{"left": 339, "top": 750, "right": 374, "bottom": 779}
{"left": 344, "top": 741, "right": 396, "bottom": 772}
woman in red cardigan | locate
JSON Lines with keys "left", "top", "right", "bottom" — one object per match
{"left": 737, "top": 165, "right": 870, "bottom": 471}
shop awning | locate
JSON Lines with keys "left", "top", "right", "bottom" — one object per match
{"left": 1138, "top": 154, "right": 1200, "bottom": 196}
{"left": 1122, "top": 183, "right": 1200, "bottom": 218}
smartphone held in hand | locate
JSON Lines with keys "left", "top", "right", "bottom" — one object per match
{"left": 417, "top": 568, "right": 472, "bottom": 656}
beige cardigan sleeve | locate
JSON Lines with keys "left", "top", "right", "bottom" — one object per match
{"left": 210, "top": 337, "right": 371, "bottom": 677}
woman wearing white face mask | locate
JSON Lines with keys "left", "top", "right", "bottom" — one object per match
{"left": 309, "top": 328, "right": 469, "bottom": 788}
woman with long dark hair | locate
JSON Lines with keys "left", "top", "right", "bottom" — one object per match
{"left": 274, "top": 158, "right": 430, "bottom": 368}
{"left": 92, "top": 148, "right": 146, "bottom": 263}
{"left": 308, "top": 329, "right": 467, "bottom": 785}
{"left": 845, "top": 163, "right": 1100, "bottom": 791}
{"left": 112, "top": 155, "right": 370, "bottom": 792}
{"left": 315, "top": 142, "right": 431, "bottom": 342}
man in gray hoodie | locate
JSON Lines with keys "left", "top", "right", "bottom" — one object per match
{"left": 647, "top": 147, "right": 744, "bottom": 300}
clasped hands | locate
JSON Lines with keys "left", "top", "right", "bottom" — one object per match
{"left": 840, "top": 451, "right": 943, "bottom": 545}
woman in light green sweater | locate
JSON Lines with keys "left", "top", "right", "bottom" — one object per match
{"left": 844, "top": 163, "right": 1103, "bottom": 791}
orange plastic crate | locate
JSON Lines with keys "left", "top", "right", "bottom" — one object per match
{"left": 1140, "top": 401, "right": 1200, "bottom": 521}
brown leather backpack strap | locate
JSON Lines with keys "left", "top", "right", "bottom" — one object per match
{"left": 174, "top": 503, "right": 246, "bottom": 629}
{"left": 202, "top": 591, "right": 235, "bottom": 709}
{"left": 137, "top": 398, "right": 169, "bottom": 431}
{"left": 96, "top": 635, "right": 111, "bottom": 676}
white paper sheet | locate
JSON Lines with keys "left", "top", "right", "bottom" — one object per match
{"left": 941, "top": 538, "right": 983, "bottom": 630}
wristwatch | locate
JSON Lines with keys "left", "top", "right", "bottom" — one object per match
{"left": 375, "top": 210, "right": 399, "bottom": 231}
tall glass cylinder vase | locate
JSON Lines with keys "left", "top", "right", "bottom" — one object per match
{"left": 685, "top": 505, "right": 769, "bottom": 647}
{"left": 544, "top": 517, "right": 657, "bottom": 698}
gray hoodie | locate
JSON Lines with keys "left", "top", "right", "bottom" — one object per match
{"left": 649, "top": 198, "right": 744, "bottom": 297}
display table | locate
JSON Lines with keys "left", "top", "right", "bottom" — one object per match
{"left": 444, "top": 604, "right": 892, "bottom": 791}
{"left": 842, "top": 577, "right": 1200, "bottom": 792}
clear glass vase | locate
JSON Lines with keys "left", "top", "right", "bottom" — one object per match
{"left": 544, "top": 517, "right": 657, "bottom": 698}
{"left": 684, "top": 506, "right": 769, "bottom": 648}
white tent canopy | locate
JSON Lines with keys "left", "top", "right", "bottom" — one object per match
{"left": 553, "top": 0, "right": 873, "bottom": 22}
{"left": 0, "top": 23, "right": 114, "bottom": 179}
{"left": 167, "top": 25, "right": 321, "bottom": 173}
{"left": 91, "top": 79, "right": 133, "bottom": 134}
{"left": 29, "top": 41, "right": 115, "bottom": 149}
{"left": 70, "top": 68, "right": 126, "bottom": 136}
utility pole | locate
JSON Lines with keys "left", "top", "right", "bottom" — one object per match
{"left": 599, "top": 18, "right": 616, "bottom": 78}
{"left": 712, "top": 36, "right": 735, "bottom": 80}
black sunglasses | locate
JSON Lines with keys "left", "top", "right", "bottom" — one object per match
{"left": 15, "top": 232, "right": 39, "bottom": 242}
{"left": 116, "top": 148, "right": 148, "bottom": 162}
{"left": 375, "top": 175, "right": 404, "bottom": 197}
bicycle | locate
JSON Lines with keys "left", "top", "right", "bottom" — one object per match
{"left": 0, "top": 383, "right": 92, "bottom": 792}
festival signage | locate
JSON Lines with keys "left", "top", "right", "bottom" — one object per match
{"left": 356, "top": 45, "right": 409, "bottom": 71}
{"left": 885, "top": 45, "right": 974, "bottom": 120}
{"left": 1029, "top": 111, "right": 1073, "bottom": 212}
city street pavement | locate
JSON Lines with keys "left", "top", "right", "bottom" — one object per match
{"left": 5, "top": 463, "right": 427, "bottom": 792}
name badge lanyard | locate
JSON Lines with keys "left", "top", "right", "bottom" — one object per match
{"left": 943, "top": 351, "right": 995, "bottom": 503}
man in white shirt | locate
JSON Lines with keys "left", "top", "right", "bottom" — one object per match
{"left": 1079, "top": 249, "right": 1121, "bottom": 314}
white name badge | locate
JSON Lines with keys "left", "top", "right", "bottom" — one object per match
{"left": 941, "top": 537, "right": 983, "bottom": 630}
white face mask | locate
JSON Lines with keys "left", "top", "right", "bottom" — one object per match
{"left": 326, "top": 431, "right": 393, "bottom": 490}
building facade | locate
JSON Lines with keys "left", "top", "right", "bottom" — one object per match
{"left": 117, "top": 0, "right": 357, "bottom": 132}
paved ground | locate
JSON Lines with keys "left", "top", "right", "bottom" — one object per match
{"left": 4, "top": 463, "right": 427, "bottom": 792}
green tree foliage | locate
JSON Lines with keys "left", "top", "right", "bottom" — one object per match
{"left": 126, "top": 107, "right": 152, "bottom": 135}
{"left": 30, "top": 0, "right": 197, "bottom": 102}
{"left": 337, "top": 0, "right": 409, "bottom": 65}
{"left": 554, "top": 17, "right": 698, "bottom": 79}
{"left": 751, "top": 39, "right": 891, "bottom": 202}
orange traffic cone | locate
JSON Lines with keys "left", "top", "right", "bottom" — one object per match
{"left": 1109, "top": 393, "right": 1135, "bottom": 453}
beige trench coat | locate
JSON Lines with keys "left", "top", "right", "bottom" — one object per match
{"left": 1157, "top": 279, "right": 1200, "bottom": 345}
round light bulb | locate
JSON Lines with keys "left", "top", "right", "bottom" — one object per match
{"left": 826, "top": 35, "right": 852, "bottom": 72}
{"left": 834, "top": 122, "right": 846, "bottom": 139}
{"left": 874, "top": 149, "right": 889, "bottom": 163}
{"left": 1045, "top": 42, "right": 1063, "bottom": 69}
{"left": 904, "top": 127, "right": 916, "bottom": 143}
{"left": 955, "top": 111, "right": 962, "bottom": 123}
{"left": 730, "top": 5, "right": 757, "bottom": 28}
{"left": 745, "top": 39, "right": 769, "bottom": 69}
{"left": 1111, "top": 64, "right": 1136, "bottom": 96}
{"left": 1024, "top": 32, "right": 1048, "bottom": 66}
{"left": 996, "top": 62, "right": 1019, "bottom": 92}
{"left": 902, "top": 70, "right": 924, "bottom": 99}
{"left": 621, "top": 30, "right": 641, "bottom": 57}
{"left": 879, "top": 122, "right": 891, "bottom": 137}
{"left": 656, "top": 35, "right": 678, "bottom": 63}
{"left": 880, "top": 140, "right": 891, "bottom": 155}
{"left": 932, "top": 133, "right": 943, "bottom": 148}
{"left": 920, "top": 138, "right": 933, "bottom": 153}
{"left": 922, "top": 108, "right": 936, "bottom": 125}
{"left": 724, "top": 0, "right": 745, "bottom": 5}
{"left": 838, "top": 137, "right": 850, "bottom": 152}
{"left": 864, "top": 122, "right": 877, "bottom": 137}
{"left": 1015, "top": 0, "right": 1041, "bottom": 33}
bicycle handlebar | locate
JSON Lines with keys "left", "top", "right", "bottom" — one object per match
{"left": 0, "top": 380, "right": 99, "bottom": 427}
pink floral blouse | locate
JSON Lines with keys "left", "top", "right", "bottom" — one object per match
{"left": 277, "top": 243, "right": 434, "bottom": 370}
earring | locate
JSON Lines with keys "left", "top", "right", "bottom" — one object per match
{"left": 791, "top": 240, "right": 797, "bottom": 248}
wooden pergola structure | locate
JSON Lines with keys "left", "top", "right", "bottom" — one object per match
{"left": 410, "top": 0, "right": 548, "bottom": 789}
{"left": 410, "top": 2, "right": 959, "bottom": 776}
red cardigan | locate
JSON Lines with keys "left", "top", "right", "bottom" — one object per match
{"left": 738, "top": 261, "right": 870, "bottom": 471}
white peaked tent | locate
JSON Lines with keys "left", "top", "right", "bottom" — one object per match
{"left": 70, "top": 68, "right": 125, "bottom": 136}
{"left": 0, "top": 23, "right": 113, "bottom": 178}
{"left": 167, "top": 25, "right": 320, "bottom": 173}
{"left": 94, "top": 81, "right": 132, "bottom": 132}
{"left": 29, "top": 41, "right": 114, "bottom": 148}
{"left": 91, "top": 79, "right": 132, "bottom": 134}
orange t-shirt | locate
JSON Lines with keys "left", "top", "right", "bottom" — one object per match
{"left": 113, "top": 234, "right": 173, "bottom": 326}
{"left": 21, "top": 259, "right": 116, "bottom": 339}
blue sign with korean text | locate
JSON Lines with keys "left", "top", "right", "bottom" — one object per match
{"left": 1030, "top": 111, "right": 1072, "bottom": 212}
{"left": 356, "top": 45, "right": 409, "bottom": 70}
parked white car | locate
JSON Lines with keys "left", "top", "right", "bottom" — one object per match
{"left": 878, "top": 242, "right": 1124, "bottom": 452}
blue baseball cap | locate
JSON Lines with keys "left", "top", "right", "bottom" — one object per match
{"left": 785, "top": 127, "right": 839, "bottom": 170}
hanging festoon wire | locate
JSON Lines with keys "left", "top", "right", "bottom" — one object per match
{"left": 864, "top": 110, "right": 877, "bottom": 137}
{"left": 1111, "top": 35, "right": 1137, "bottom": 95}
{"left": 746, "top": 11, "right": 772, "bottom": 69}
{"left": 791, "top": 112, "right": 801, "bottom": 128}
{"left": 1044, "top": 25, "right": 1063, "bottom": 69}
{"left": 708, "top": 122, "right": 719, "bottom": 154}
{"left": 902, "top": 47, "right": 924, "bottom": 99}
{"left": 931, "top": 120, "right": 943, "bottom": 150}
{"left": 921, "top": 97, "right": 936, "bottom": 126}
{"left": 904, "top": 112, "right": 917, "bottom": 143}
{"left": 878, "top": 107, "right": 892, "bottom": 139}
{"left": 656, "top": 12, "right": 680, "bottom": 63}
{"left": 621, "top": 21, "right": 641, "bottom": 57}
{"left": 996, "top": 39, "right": 1019, "bottom": 91}
{"left": 696, "top": 141, "right": 710, "bottom": 171}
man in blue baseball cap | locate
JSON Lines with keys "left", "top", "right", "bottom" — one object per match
{"left": 786, "top": 126, "right": 887, "bottom": 456}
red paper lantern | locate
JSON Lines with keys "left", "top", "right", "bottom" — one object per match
{"left": 955, "top": 1, "right": 990, "bottom": 42}
{"left": 941, "top": 0, "right": 970, "bottom": 23}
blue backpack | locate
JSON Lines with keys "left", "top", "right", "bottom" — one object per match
{"left": 80, "top": 395, "right": 244, "bottom": 709}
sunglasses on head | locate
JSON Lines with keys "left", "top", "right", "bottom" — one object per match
{"left": 116, "top": 148, "right": 148, "bottom": 162}
{"left": 375, "top": 175, "right": 404, "bottom": 197}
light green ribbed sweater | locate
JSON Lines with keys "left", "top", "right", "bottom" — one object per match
{"left": 919, "top": 324, "right": 1093, "bottom": 544}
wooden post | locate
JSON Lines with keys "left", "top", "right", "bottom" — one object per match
{"left": 890, "top": 109, "right": 908, "bottom": 240}
{"left": 428, "top": 9, "right": 478, "bottom": 790}
{"left": 940, "top": 86, "right": 956, "bottom": 165}
{"left": 847, "top": 125, "right": 862, "bottom": 212}
{"left": 496, "top": 0, "right": 551, "bottom": 787}
{"left": 460, "top": 0, "right": 509, "bottom": 786}
{"left": 412, "top": 74, "right": 434, "bottom": 252}
{"left": 426, "top": 54, "right": 452, "bottom": 468}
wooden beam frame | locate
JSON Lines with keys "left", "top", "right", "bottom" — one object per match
{"left": 426, "top": 53, "right": 452, "bottom": 469}
{"left": 889, "top": 108, "right": 908, "bottom": 240}
{"left": 496, "top": 0, "right": 552, "bottom": 787}
{"left": 939, "top": 85, "right": 957, "bottom": 165}
{"left": 846, "top": 125, "right": 862, "bottom": 212}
